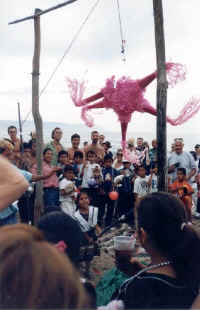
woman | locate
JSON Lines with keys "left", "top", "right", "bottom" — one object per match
{"left": 0, "top": 225, "right": 88, "bottom": 309}
{"left": 113, "top": 149, "right": 124, "bottom": 171}
{"left": 117, "top": 192, "right": 200, "bottom": 309}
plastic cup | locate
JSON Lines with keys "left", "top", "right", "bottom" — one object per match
{"left": 114, "top": 236, "right": 136, "bottom": 272}
{"left": 114, "top": 236, "right": 136, "bottom": 251}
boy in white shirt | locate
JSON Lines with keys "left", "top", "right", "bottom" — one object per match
{"left": 81, "top": 150, "right": 101, "bottom": 189}
{"left": 59, "top": 165, "right": 77, "bottom": 217}
{"left": 134, "top": 166, "right": 151, "bottom": 200}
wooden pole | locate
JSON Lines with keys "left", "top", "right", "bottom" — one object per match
{"left": 32, "top": 8, "right": 44, "bottom": 222}
{"left": 153, "top": 0, "right": 168, "bottom": 192}
{"left": 17, "top": 102, "right": 24, "bottom": 153}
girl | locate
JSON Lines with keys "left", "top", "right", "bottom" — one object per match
{"left": 75, "top": 191, "right": 101, "bottom": 278}
{"left": 75, "top": 191, "right": 101, "bottom": 244}
{"left": 117, "top": 192, "right": 200, "bottom": 309}
{"left": 59, "top": 165, "right": 77, "bottom": 217}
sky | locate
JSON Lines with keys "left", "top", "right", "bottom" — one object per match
{"left": 1, "top": 0, "right": 200, "bottom": 140}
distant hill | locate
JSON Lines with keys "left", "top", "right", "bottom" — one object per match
{"left": 0, "top": 120, "right": 198, "bottom": 151}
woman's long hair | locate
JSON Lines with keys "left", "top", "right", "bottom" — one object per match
{"left": 137, "top": 192, "right": 200, "bottom": 288}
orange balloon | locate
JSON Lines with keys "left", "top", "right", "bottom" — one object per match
{"left": 109, "top": 191, "right": 119, "bottom": 201}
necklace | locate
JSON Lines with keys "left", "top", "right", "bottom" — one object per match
{"left": 144, "top": 261, "right": 171, "bottom": 273}
{"left": 120, "top": 261, "right": 171, "bottom": 295}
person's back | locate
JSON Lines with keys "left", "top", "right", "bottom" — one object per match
{"left": 117, "top": 192, "right": 200, "bottom": 309}
{"left": 119, "top": 271, "right": 196, "bottom": 309}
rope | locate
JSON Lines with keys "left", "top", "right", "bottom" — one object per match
{"left": 116, "top": 0, "right": 126, "bottom": 62}
{"left": 22, "top": 0, "right": 101, "bottom": 125}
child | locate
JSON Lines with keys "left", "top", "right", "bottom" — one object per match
{"left": 57, "top": 150, "right": 69, "bottom": 178}
{"left": 133, "top": 166, "right": 151, "bottom": 201}
{"left": 169, "top": 167, "right": 194, "bottom": 222}
{"left": 75, "top": 191, "right": 101, "bottom": 277}
{"left": 73, "top": 151, "right": 84, "bottom": 189}
{"left": 59, "top": 165, "right": 77, "bottom": 217}
{"left": 75, "top": 191, "right": 101, "bottom": 243}
{"left": 101, "top": 155, "right": 119, "bottom": 227}
{"left": 81, "top": 151, "right": 100, "bottom": 189}
{"left": 149, "top": 163, "right": 158, "bottom": 193}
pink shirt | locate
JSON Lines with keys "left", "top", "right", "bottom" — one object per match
{"left": 32, "top": 161, "right": 59, "bottom": 188}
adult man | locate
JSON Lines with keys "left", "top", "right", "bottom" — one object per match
{"left": 99, "top": 134, "right": 105, "bottom": 146}
{"left": 46, "top": 127, "right": 64, "bottom": 165}
{"left": 168, "top": 140, "right": 196, "bottom": 184}
{"left": 149, "top": 139, "right": 157, "bottom": 164}
{"left": 84, "top": 131, "right": 105, "bottom": 160}
{"left": 7, "top": 125, "right": 21, "bottom": 166}
{"left": 194, "top": 144, "right": 200, "bottom": 170}
{"left": 67, "top": 133, "right": 83, "bottom": 163}
{"left": 136, "top": 137, "right": 145, "bottom": 152}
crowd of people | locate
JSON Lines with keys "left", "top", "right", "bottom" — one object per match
{"left": 1, "top": 125, "right": 200, "bottom": 308}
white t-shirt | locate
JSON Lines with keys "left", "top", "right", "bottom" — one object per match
{"left": 134, "top": 176, "right": 150, "bottom": 197}
{"left": 81, "top": 163, "right": 101, "bottom": 188}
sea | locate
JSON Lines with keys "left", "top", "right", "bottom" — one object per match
{"left": 0, "top": 120, "right": 198, "bottom": 153}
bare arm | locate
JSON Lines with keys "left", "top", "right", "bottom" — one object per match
{"left": 0, "top": 156, "right": 29, "bottom": 210}
{"left": 186, "top": 168, "right": 196, "bottom": 181}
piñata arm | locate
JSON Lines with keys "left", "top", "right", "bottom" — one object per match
{"left": 138, "top": 62, "right": 186, "bottom": 89}
{"left": 142, "top": 101, "right": 177, "bottom": 125}
{"left": 81, "top": 100, "right": 106, "bottom": 127}
{"left": 67, "top": 78, "right": 104, "bottom": 107}
{"left": 138, "top": 72, "right": 157, "bottom": 89}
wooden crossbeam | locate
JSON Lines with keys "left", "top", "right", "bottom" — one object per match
{"left": 9, "top": 0, "right": 78, "bottom": 25}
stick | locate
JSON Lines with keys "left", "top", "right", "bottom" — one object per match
{"left": 153, "top": 0, "right": 168, "bottom": 191}
{"left": 17, "top": 102, "right": 24, "bottom": 153}
{"left": 32, "top": 9, "right": 44, "bottom": 222}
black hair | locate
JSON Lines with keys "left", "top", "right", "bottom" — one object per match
{"left": 43, "top": 148, "right": 52, "bottom": 156}
{"left": 76, "top": 190, "right": 90, "bottom": 210}
{"left": 71, "top": 133, "right": 80, "bottom": 141}
{"left": 190, "top": 151, "right": 197, "bottom": 161}
{"left": 63, "top": 165, "right": 74, "bottom": 174}
{"left": 37, "top": 211, "right": 84, "bottom": 266}
{"left": 86, "top": 150, "right": 96, "bottom": 158}
{"left": 137, "top": 192, "right": 200, "bottom": 288}
{"left": 51, "top": 127, "right": 61, "bottom": 139}
{"left": 20, "top": 142, "right": 31, "bottom": 152}
{"left": 104, "top": 154, "right": 113, "bottom": 162}
{"left": 8, "top": 125, "right": 17, "bottom": 134}
{"left": 135, "top": 166, "right": 145, "bottom": 174}
{"left": 58, "top": 150, "right": 68, "bottom": 159}
{"left": 177, "top": 167, "right": 186, "bottom": 176}
{"left": 74, "top": 151, "right": 84, "bottom": 159}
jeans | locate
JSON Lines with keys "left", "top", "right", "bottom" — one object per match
{"left": 43, "top": 187, "right": 60, "bottom": 209}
